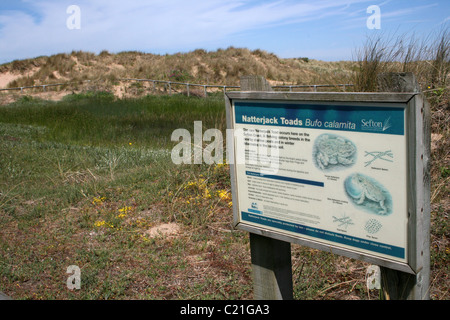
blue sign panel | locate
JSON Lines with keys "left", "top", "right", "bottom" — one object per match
{"left": 232, "top": 99, "right": 408, "bottom": 262}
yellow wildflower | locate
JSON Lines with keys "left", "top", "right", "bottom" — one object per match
{"left": 215, "top": 162, "right": 228, "bottom": 170}
{"left": 217, "top": 189, "right": 231, "bottom": 201}
{"left": 92, "top": 196, "right": 106, "bottom": 205}
{"left": 119, "top": 206, "right": 132, "bottom": 213}
{"left": 203, "top": 188, "right": 211, "bottom": 199}
{"left": 94, "top": 220, "right": 106, "bottom": 227}
{"left": 184, "top": 181, "right": 197, "bottom": 190}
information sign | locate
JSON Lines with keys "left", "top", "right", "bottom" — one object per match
{"left": 226, "top": 92, "right": 423, "bottom": 273}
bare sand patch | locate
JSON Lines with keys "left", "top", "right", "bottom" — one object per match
{"left": 0, "top": 67, "right": 40, "bottom": 89}
{"left": 145, "top": 223, "right": 180, "bottom": 238}
{"left": 0, "top": 72, "right": 20, "bottom": 89}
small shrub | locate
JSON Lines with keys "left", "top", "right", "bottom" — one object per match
{"left": 62, "top": 91, "right": 115, "bottom": 102}
{"left": 353, "top": 27, "right": 449, "bottom": 92}
{"left": 168, "top": 69, "right": 191, "bottom": 82}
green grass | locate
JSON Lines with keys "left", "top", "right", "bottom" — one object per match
{"left": 0, "top": 93, "right": 253, "bottom": 300}
{"left": 0, "top": 92, "right": 226, "bottom": 149}
{"left": 0, "top": 93, "right": 447, "bottom": 300}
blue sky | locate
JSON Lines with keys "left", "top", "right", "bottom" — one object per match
{"left": 0, "top": 0, "right": 448, "bottom": 63}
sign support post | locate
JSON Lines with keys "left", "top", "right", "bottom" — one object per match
{"left": 228, "top": 74, "right": 430, "bottom": 300}
{"left": 241, "top": 76, "right": 293, "bottom": 300}
{"left": 377, "top": 73, "right": 431, "bottom": 300}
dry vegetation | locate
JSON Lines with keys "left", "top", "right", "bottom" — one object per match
{"left": 0, "top": 47, "right": 355, "bottom": 98}
{"left": 0, "top": 31, "right": 448, "bottom": 300}
{"left": 353, "top": 30, "right": 449, "bottom": 300}
{"left": 353, "top": 29, "right": 450, "bottom": 92}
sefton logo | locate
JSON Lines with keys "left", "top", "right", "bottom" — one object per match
{"left": 361, "top": 117, "right": 392, "bottom": 132}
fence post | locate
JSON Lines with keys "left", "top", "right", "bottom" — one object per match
{"left": 377, "top": 72, "right": 431, "bottom": 300}
{"left": 240, "top": 75, "right": 293, "bottom": 300}
{"left": 240, "top": 75, "right": 273, "bottom": 92}
{"left": 203, "top": 85, "right": 207, "bottom": 97}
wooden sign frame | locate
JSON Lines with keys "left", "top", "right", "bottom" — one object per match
{"left": 225, "top": 91, "right": 429, "bottom": 275}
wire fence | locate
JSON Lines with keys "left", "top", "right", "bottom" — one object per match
{"left": 118, "top": 78, "right": 354, "bottom": 95}
{"left": 118, "top": 78, "right": 240, "bottom": 97}
{"left": 0, "top": 78, "right": 354, "bottom": 97}
{"left": 0, "top": 83, "right": 69, "bottom": 93}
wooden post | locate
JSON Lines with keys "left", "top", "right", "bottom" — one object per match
{"left": 240, "top": 75, "right": 293, "bottom": 300}
{"left": 377, "top": 72, "right": 431, "bottom": 300}
{"left": 240, "top": 75, "right": 273, "bottom": 92}
{"left": 250, "top": 234, "right": 293, "bottom": 299}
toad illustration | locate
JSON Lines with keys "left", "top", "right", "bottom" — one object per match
{"left": 348, "top": 173, "right": 388, "bottom": 215}
{"left": 315, "top": 134, "right": 356, "bottom": 170}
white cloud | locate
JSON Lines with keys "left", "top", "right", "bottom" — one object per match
{"left": 381, "top": 3, "right": 438, "bottom": 20}
{"left": 0, "top": 0, "right": 374, "bottom": 62}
